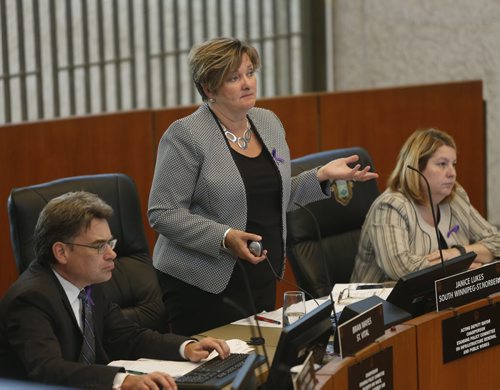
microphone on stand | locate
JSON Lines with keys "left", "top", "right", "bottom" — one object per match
{"left": 294, "top": 201, "right": 412, "bottom": 353}
{"left": 293, "top": 202, "right": 339, "bottom": 329}
{"left": 222, "top": 260, "right": 271, "bottom": 371}
{"left": 406, "top": 165, "right": 446, "bottom": 275}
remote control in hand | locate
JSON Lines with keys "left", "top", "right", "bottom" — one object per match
{"left": 248, "top": 241, "right": 263, "bottom": 256}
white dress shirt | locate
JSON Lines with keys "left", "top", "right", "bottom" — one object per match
{"left": 51, "top": 268, "right": 194, "bottom": 388}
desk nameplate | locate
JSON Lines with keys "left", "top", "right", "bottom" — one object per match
{"left": 338, "top": 302, "right": 384, "bottom": 358}
{"left": 442, "top": 303, "right": 499, "bottom": 363}
{"left": 293, "top": 350, "right": 318, "bottom": 390}
{"left": 435, "top": 262, "right": 500, "bottom": 312}
{"left": 348, "top": 347, "right": 394, "bottom": 390}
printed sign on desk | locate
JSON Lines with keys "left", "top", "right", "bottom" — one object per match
{"left": 348, "top": 347, "right": 393, "bottom": 390}
{"left": 435, "top": 262, "right": 500, "bottom": 312}
{"left": 442, "top": 303, "right": 499, "bottom": 363}
{"left": 292, "top": 351, "right": 318, "bottom": 390}
{"left": 338, "top": 302, "right": 385, "bottom": 358}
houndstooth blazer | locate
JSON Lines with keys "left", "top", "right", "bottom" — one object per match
{"left": 148, "top": 103, "right": 331, "bottom": 294}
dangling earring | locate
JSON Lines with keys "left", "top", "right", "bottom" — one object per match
{"left": 208, "top": 98, "right": 216, "bottom": 103}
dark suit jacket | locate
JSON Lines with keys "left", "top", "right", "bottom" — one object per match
{"left": 0, "top": 260, "right": 189, "bottom": 389}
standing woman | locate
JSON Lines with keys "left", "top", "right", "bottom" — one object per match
{"left": 351, "top": 128, "right": 500, "bottom": 283}
{"left": 148, "top": 37, "right": 378, "bottom": 335}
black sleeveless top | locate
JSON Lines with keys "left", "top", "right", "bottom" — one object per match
{"left": 229, "top": 139, "right": 283, "bottom": 288}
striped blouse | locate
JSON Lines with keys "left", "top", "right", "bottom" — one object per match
{"left": 350, "top": 184, "right": 500, "bottom": 283}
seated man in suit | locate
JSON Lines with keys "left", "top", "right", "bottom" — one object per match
{"left": 0, "top": 191, "right": 230, "bottom": 389}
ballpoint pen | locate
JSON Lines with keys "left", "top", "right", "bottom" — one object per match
{"left": 356, "top": 284, "right": 384, "bottom": 290}
{"left": 125, "top": 369, "right": 146, "bottom": 375}
{"left": 255, "top": 315, "right": 281, "bottom": 325}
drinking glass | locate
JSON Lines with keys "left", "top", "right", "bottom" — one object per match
{"left": 282, "top": 291, "right": 306, "bottom": 326}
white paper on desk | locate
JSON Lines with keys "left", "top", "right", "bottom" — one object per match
{"left": 108, "top": 339, "right": 253, "bottom": 378}
{"left": 331, "top": 283, "right": 393, "bottom": 312}
{"left": 109, "top": 358, "right": 199, "bottom": 378}
{"left": 231, "top": 298, "right": 329, "bottom": 328}
{"left": 231, "top": 309, "right": 281, "bottom": 328}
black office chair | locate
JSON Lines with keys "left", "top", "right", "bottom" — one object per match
{"left": 7, "top": 173, "right": 168, "bottom": 332}
{"left": 286, "top": 147, "right": 380, "bottom": 298}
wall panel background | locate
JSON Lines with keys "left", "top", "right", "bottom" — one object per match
{"left": 0, "top": 81, "right": 485, "bottom": 304}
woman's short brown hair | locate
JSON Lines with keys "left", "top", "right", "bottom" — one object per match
{"left": 189, "top": 37, "right": 260, "bottom": 101}
{"left": 387, "top": 128, "right": 457, "bottom": 204}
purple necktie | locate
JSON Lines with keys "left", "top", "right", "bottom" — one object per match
{"left": 78, "top": 287, "right": 95, "bottom": 364}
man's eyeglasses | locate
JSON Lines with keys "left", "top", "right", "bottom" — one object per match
{"left": 63, "top": 238, "right": 117, "bottom": 254}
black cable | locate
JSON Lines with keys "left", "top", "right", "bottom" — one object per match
{"left": 229, "top": 260, "right": 271, "bottom": 371}
{"left": 293, "top": 202, "right": 339, "bottom": 329}
{"left": 407, "top": 165, "right": 446, "bottom": 275}
{"left": 264, "top": 256, "right": 319, "bottom": 306}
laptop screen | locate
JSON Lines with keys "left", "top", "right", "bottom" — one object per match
{"left": 265, "top": 300, "right": 334, "bottom": 389}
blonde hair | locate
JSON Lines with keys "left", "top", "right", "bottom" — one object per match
{"left": 189, "top": 37, "right": 260, "bottom": 101}
{"left": 388, "top": 128, "right": 457, "bottom": 204}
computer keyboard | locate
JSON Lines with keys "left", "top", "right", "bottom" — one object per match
{"left": 176, "top": 353, "right": 259, "bottom": 389}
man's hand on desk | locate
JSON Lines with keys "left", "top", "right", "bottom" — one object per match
{"left": 122, "top": 371, "right": 177, "bottom": 389}
{"left": 185, "top": 337, "right": 230, "bottom": 362}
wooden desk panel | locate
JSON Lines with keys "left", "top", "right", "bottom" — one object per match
{"left": 196, "top": 294, "right": 498, "bottom": 389}
{"left": 0, "top": 81, "right": 486, "bottom": 304}
{"left": 197, "top": 323, "right": 279, "bottom": 388}
{"left": 407, "top": 295, "right": 500, "bottom": 390}
{"left": 153, "top": 105, "right": 198, "bottom": 152}
{"left": 317, "top": 324, "right": 417, "bottom": 390}
{"left": 318, "top": 81, "right": 485, "bottom": 215}
{"left": 315, "top": 355, "right": 354, "bottom": 390}
{"left": 257, "top": 94, "right": 320, "bottom": 158}
{"left": 0, "top": 111, "right": 155, "bottom": 296}
{"left": 315, "top": 373, "right": 335, "bottom": 390}
{"left": 153, "top": 96, "right": 320, "bottom": 160}
{"left": 197, "top": 323, "right": 281, "bottom": 349}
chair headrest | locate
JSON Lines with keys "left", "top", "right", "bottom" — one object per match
{"left": 286, "top": 147, "right": 381, "bottom": 292}
{"left": 288, "top": 147, "right": 379, "bottom": 244}
{"left": 8, "top": 173, "right": 149, "bottom": 273}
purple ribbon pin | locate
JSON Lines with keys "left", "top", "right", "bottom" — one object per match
{"left": 447, "top": 224, "right": 460, "bottom": 238}
{"left": 84, "top": 286, "right": 95, "bottom": 306}
{"left": 272, "top": 148, "right": 285, "bottom": 164}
